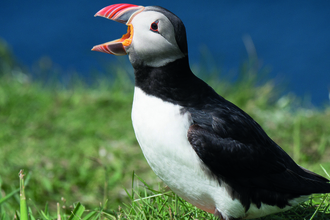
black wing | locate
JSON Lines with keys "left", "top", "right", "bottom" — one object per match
{"left": 186, "top": 98, "right": 330, "bottom": 202}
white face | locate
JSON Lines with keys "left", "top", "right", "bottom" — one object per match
{"left": 126, "top": 11, "right": 185, "bottom": 67}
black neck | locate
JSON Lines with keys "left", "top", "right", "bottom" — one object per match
{"left": 133, "top": 57, "right": 218, "bottom": 107}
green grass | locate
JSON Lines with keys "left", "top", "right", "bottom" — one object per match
{"left": 3, "top": 171, "right": 330, "bottom": 219}
{"left": 0, "top": 39, "right": 330, "bottom": 219}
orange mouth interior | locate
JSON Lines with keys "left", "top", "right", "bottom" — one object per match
{"left": 117, "top": 24, "right": 133, "bottom": 46}
{"left": 91, "top": 24, "right": 133, "bottom": 54}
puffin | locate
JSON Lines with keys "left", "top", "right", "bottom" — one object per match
{"left": 92, "top": 4, "right": 330, "bottom": 220}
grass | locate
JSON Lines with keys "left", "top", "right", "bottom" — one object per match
{"left": 0, "top": 39, "right": 330, "bottom": 219}
{"left": 4, "top": 171, "right": 330, "bottom": 219}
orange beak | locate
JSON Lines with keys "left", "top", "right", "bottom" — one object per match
{"left": 91, "top": 4, "right": 144, "bottom": 56}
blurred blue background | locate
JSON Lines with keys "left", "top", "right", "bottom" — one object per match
{"left": 1, "top": 0, "right": 329, "bottom": 106}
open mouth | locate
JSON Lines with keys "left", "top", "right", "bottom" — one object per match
{"left": 91, "top": 4, "right": 144, "bottom": 56}
{"left": 92, "top": 24, "right": 133, "bottom": 55}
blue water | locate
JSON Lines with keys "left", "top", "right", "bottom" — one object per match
{"left": 1, "top": 0, "right": 329, "bottom": 106}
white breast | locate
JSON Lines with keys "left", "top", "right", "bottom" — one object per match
{"left": 131, "top": 87, "right": 246, "bottom": 219}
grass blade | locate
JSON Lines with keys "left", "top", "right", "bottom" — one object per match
{"left": 68, "top": 202, "right": 85, "bottom": 220}
{"left": 19, "top": 170, "right": 28, "bottom": 220}
{"left": 320, "top": 165, "right": 330, "bottom": 179}
{"left": 40, "top": 210, "right": 49, "bottom": 220}
{"left": 309, "top": 194, "right": 328, "bottom": 220}
{"left": 44, "top": 202, "right": 49, "bottom": 216}
{"left": 0, "top": 188, "right": 19, "bottom": 205}
{"left": 57, "top": 202, "right": 61, "bottom": 220}
{"left": 15, "top": 210, "right": 20, "bottom": 220}
{"left": 82, "top": 211, "right": 96, "bottom": 220}
{"left": 29, "top": 207, "right": 36, "bottom": 220}
{"left": 131, "top": 171, "right": 135, "bottom": 200}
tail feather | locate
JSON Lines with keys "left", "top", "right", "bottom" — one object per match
{"left": 298, "top": 165, "right": 330, "bottom": 182}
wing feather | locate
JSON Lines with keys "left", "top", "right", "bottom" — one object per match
{"left": 187, "top": 123, "right": 330, "bottom": 194}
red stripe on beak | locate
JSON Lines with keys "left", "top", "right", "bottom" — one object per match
{"left": 95, "top": 4, "right": 143, "bottom": 22}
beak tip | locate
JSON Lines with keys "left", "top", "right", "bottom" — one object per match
{"left": 91, "top": 46, "right": 98, "bottom": 52}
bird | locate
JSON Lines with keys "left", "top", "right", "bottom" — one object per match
{"left": 92, "top": 4, "right": 330, "bottom": 220}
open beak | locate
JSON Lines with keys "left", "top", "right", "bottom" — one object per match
{"left": 91, "top": 4, "right": 144, "bottom": 55}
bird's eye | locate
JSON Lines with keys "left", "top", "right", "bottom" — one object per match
{"left": 150, "top": 20, "right": 159, "bottom": 32}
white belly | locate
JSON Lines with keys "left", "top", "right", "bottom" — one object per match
{"left": 131, "top": 87, "right": 245, "bottom": 218}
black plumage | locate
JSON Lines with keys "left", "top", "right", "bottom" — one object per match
{"left": 134, "top": 55, "right": 330, "bottom": 211}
